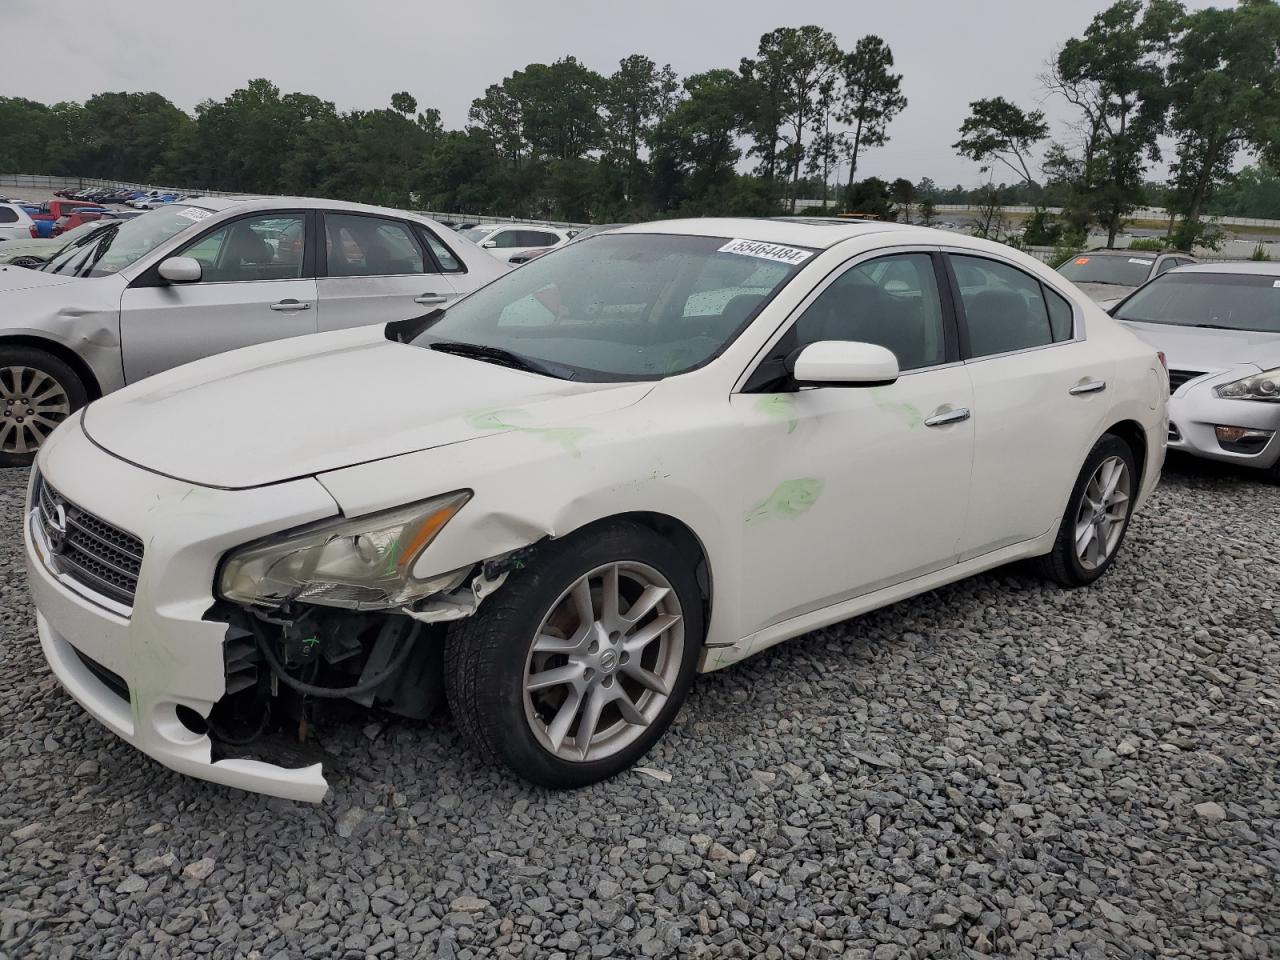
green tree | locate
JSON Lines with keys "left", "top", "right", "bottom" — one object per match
{"left": 1165, "top": 0, "right": 1280, "bottom": 246}
{"left": 602, "top": 55, "right": 675, "bottom": 203}
{"left": 953, "top": 96, "right": 1049, "bottom": 186}
{"left": 1045, "top": 0, "right": 1184, "bottom": 246}
{"left": 844, "top": 177, "right": 897, "bottom": 220}
{"left": 835, "top": 36, "right": 907, "bottom": 190}
{"left": 890, "top": 177, "right": 915, "bottom": 222}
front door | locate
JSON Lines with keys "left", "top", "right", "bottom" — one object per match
{"left": 735, "top": 251, "right": 975, "bottom": 638}
{"left": 119, "top": 211, "right": 317, "bottom": 383}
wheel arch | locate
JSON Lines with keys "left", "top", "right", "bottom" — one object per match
{"left": 0, "top": 334, "right": 103, "bottom": 401}
{"left": 1102, "top": 419, "right": 1148, "bottom": 486}
{"left": 566, "top": 510, "right": 714, "bottom": 644}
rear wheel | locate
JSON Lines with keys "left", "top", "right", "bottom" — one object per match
{"left": 0, "top": 347, "right": 87, "bottom": 467}
{"left": 445, "top": 520, "right": 703, "bottom": 787}
{"left": 1038, "top": 434, "right": 1137, "bottom": 587}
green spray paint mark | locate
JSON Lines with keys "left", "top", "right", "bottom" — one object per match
{"left": 383, "top": 535, "right": 402, "bottom": 576}
{"left": 301, "top": 636, "right": 320, "bottom": 647}
{"left": 870, "top": 387, "right": 924, "bottom": 429}
{"left": 745, "top": 477, "right": 824, "bottom": 524}
{"left": 465, "top": 408, "right": 593, "bottom": 457}
{"left": 755, "top": 394, "right": 798, "bottom": 434}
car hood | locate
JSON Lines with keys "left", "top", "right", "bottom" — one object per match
{"left": 82, "top": 329, "right": 653, "bottom": 489}
{"left": 0, "top": 264, "right": 77, "bottom": 292}
{"left": 0, "top": 239, "right": 58, "bottom": 262}
{"left": 1074, "top": 282, "right": 1135, "bottom": 306}
{"left": 1120, "top": 320, "right": 1280, "bottom": 371}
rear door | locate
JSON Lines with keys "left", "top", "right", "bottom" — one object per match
{"left": 119, "top": 210, "right": 318, "bottom": 382}
{"left": 315, "top": 211, "right": 460, "bottom": 330}
{"left": 946, "top": 252, "right": 1115, "bottom": 559}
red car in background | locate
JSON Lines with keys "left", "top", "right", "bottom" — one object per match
{"left": 52, "top": 207, "right": 110, "bottom": 236}
{"left": 30, "top": 199, "right": 106, "bottom": 238}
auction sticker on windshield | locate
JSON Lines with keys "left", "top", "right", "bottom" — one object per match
{"left": 1128, "top": 258, "right": 1154, "bottom": 265}
{"left": 718, "top": 239, "right": 813, "bottom": 265}
{"left": 176, "top": 207, "right": 213, "bottom": 223}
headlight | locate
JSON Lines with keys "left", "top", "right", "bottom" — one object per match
{"left": 219, "top": 491, "right": 471, "bottom": 610}
{"left": 1216, "top": 368, "right": 1280, "bottom": 402}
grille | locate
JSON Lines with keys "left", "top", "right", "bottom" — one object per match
{"left": 1167, "top": 369, "right": 1206, "bottom": 394}
{"left": 36, "top": 475, "right": 144, "bottom": 608}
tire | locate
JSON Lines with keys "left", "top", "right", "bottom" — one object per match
{"left": 0, "top": 347, "right": 88, "bottom": 468}
{"left": 445, "top": 519, "right": 704, "bottom": 788}
{"left": 1038, "top": 433, "right": 1138, "bottom": 588}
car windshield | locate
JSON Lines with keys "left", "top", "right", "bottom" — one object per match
{"left": 1114, "top": 272, "right": 1280, "bottom": 333}
{"left": 458, "top": 227, "right": 494, "bottom": 244}
{"left": 412, "top": 233, "right": 811, "bottom": 381}
{"left": 42, "top": 205, "right": 214, "bottom": 278}
{"left": 1057, "top": 254, "right": 1153, "bottom": 287}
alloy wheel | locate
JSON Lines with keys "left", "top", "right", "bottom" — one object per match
{"left": 1074, "top": 455, "right": 1131, "bottom": 570}
{"left": 0, "top": 366, "right": 70, "bottom": 456}
{"left": 523, "top": 561, "right": 685, "bottom": 763}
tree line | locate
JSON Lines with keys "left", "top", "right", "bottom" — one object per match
{"left": 1, "top": 0, "right": 1277, "bottom": 243}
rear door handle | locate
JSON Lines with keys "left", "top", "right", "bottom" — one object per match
{"left": 1069, "top": 378, "right": 1107, "bottom": 396}
{"left": 270, "top": 299, "right": 312, "bottom": 312}
{"left": 414, "top": 293, "right": 450, "bottom": 305}
{"left": 924, "top": 406, "right": 971, "bottom": 427}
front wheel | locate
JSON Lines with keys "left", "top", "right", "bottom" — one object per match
{"left": 0, "top": 348, "right": 87, "bottom": 467}
{"left": 1038, "top": 434, "right": 1138, "bottom": 587}
{"left": 445, "top": 520, "right": 703, "bottom": 787}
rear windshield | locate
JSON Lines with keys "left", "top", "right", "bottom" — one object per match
{"left": 1057, "top": 254, "right": 1153, "bottom": 287}
{"left": 413, "top": 233, "right": 811, "bottom": 380}
{"left": 1114, "top": 272, "right": 1280, "bottom": 334}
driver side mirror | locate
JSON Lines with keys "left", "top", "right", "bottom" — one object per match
{"left": 789, "top": 341, "right": 899, "bottom": 387}
{"left": 481, "top": 240, "right": 497, "bottom": 249}
{"left": 158, "top": 256, "right": 202, "bottom": 283}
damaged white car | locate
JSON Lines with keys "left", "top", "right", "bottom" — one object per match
{"left": 25, "top": 219, "right": 1168, "bottom": 801}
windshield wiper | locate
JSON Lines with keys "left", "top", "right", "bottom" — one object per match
{"left": 429, "top": 340, "right": 574, "bottom": 380}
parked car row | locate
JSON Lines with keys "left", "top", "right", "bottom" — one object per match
{"left": 10, "top": 205, "right": 1275, "bottom": 805}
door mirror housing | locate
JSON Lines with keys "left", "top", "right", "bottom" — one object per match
{"left": 158, "top": 256, "right": 202, "bottom": 284}
{"left": 790, "top": 341, "right": 899, "bottom": 387}
{"left": 480, "top": 239, "right": 498, "bottom": 249}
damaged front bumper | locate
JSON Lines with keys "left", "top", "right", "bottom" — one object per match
{"left": 24, "top": 420, "right": 345, "bottom": 802}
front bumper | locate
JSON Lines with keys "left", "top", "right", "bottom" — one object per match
{"left": 23, "top": 418, "right": 341, "bottom": 802}
{"left": 1168, "top": 372, "right": 1280, "bottom": 470}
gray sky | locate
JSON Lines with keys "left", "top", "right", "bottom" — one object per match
{"left": 4, "top": 0, "right": 1229, "bottom": 186}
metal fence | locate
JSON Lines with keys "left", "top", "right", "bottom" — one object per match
{"left": 932, "top": 202, "right": 1280, "bottom": 230}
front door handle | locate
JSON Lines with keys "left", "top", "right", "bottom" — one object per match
{"left": 924, "top": 406, "right": 971, "bottom": 427}
{"left": 270, "top": 299, "right": 312, "bottom": 312}
{"left": 1069, "top": 378, "right": 1107, "bottom": 396}
{"left": 414, "top": 293, "right": 449, "bottom": 305}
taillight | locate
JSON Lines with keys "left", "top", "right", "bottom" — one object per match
{"left": 29, "top": 225, "right": 38, "bottom": 238}
{"left": 1156, "top": 351, "right": 1167, "bottom": 371}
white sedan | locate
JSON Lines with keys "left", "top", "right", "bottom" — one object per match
{"left": 458, "top": 223, "right": 572, "bottom": 262}
{"left": 25, "top": 218, "right": 1167, "bottom": 801}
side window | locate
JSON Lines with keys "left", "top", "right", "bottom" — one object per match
{"left": 522, "top": 231, "right": 559, "bottom": 247}
{"left": 416, "top": 226, "right": 463, "bottom": 272}
{"left": 490, "top": 230, "right": 521, "bottom": 249}
{"left": 951, "top": 255, "right": 1053, "bottom": 358}
{"left": 1044, "top": 285, "right": 1074, "bottom": 341}
{"left": 792, "top": 252, "right": 947, "bottom": 372}
{"left": 1155, "top": 258, "right": 1177, "bottom": 276}
{"left": 178, "top": 213, "right": 307, "bottom": 283}
{"left": 325, "top": 214, "right": 426, "bottom": 276}
{"left": 0, "top": 207, "right": 17, "bottom": 224}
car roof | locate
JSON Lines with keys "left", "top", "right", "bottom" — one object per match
{"left": 610, "top": 216, "right": 969, "bottom": 250}
{"left": 1168, "top": 261, "right": 1280, "bottom": 277}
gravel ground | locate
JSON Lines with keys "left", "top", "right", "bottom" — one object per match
{"left": 0, "top": 456, "right": 1276, "bottom": 960}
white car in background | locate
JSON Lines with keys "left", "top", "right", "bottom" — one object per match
{"left": 0, "top": 202, "right": 37, "bottom": 242}
{"left": 0, "top": 197, "right": 508, "bottom": 464}
{"left": 458, "top": 223, "right": 572, "bottom": 262}
{"left": 1111, "top": 262, "right": 1280, "bottom": 481}
{"left": 24, "top": 218, "right": 1166, "bottom": 801}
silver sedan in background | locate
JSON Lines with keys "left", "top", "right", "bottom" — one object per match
{"left": 1111, "top": 263, "right": 1280, "bottom": 481}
